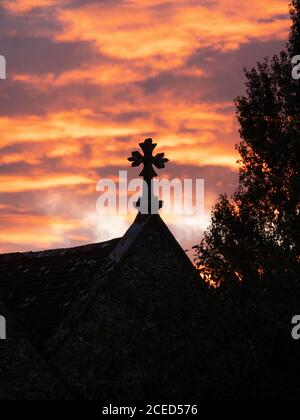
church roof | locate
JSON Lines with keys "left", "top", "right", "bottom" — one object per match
{"left": 0, "top": 214, "right": 195, "bottom": 346}
{"left": 0, "top": 212, "right": 198, "bottom": 400}
{"left": 0, "top": 238, "right": 120, "bottom": 341}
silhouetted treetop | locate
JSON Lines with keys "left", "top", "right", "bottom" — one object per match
{"left": 194, "top": 1, "right": 300, "bottom": 288}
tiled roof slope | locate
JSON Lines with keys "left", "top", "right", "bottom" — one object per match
{"left": 47, "top": 214, "right": 197, "bottom": 353}
{"left": 0, "top": 238, "right": 120, "bottom": 341}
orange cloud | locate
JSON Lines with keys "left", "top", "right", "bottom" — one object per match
{"left": 0, "top": 98, "right": 238, "bottom": 171}
{"left": 0, "top": 174, "right": 92, "bottom": 193}
{"left": 56, "top": 0, "right": 289, "bottom": 66}
{"left": 0, "top": 212, "right": 89, "bottom": 252}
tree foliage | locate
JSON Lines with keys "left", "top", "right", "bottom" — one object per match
{"left": 194, "top": 1, "right": 300, "bottom": 289}
{"left": 192, "top": 1, "right": 300, "bottom": 399}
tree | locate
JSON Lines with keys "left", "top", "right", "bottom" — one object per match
{"left": 194, "top": 0, "right": 300, "bottom": 289}
{"left": 192, "top": 1, "right": 300, "bottom": 399}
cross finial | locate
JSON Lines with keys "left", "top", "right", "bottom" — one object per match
{"left": 128, "top": 138, "right": 169, "bottom": 180}
{"left": 128, "top": 138, "right": 169, "bottom": 214}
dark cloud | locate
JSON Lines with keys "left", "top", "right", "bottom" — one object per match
{"left": 0, "top": 5, "right": 61, "bottom": 37}
{"left": 0, "top": 4, "right": 106, "bottom": 80}
{"left": 65, "top": 0, "right": 124, "bottom": 7}
{"left": 0, "top": 80, "right": 106, "bottom": 116}
{"left": 137, "top": 40, "right": 287, "bottom": 104}
{"left": 166, "top": 163, "right": 238, "bottom": 197}
{"left": 115, "top": 111, "right": 150, "bottom": 123}
{"left": 187, "top": 40, "right": 287, "bottom": 102}
{"left": 1, "top": 36, "right": 99, "bottom": 75}
{"left": 258, "top": 14, "right": 289, "bottom": 23}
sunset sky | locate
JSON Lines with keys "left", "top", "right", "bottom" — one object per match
{"left": 0, "top": 0, "right": 291, "bottom": 254}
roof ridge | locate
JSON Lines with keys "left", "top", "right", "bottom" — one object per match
{"left": 0, "top": 237, "right": 121, "bottom": 262}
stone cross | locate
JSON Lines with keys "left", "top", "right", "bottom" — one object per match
{"left": 128, "top": 138, "right": 169, "bottom": 214}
